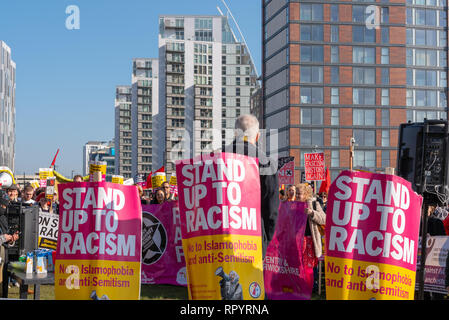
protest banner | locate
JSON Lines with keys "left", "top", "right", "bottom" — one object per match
{"left": 169, "top": 174, "right": 178, "bottom": 197}
{"left": 278, "top": 157, "right": 295, "bottom": 186}
{"left": 46, "top": 177, "right": 56, "bottom": 200}
{"left": 176, "top": 152, "right": 264, "bottom": 300}
{"left": 152, "top": 167, "right": 167, "bottom": 188}
{"left": 325, "top": 170, "right": 422, "bottom": 300}
{"left": 304, "top": 153, "right": 325, "bottom": 181}
{"left": 416, "top": 236, "right": 449, "bottom": 294}
{"left": 89, "top": 161, "right": 107, "bottom": 182}
{"left": 39, "top": 168, "right": 54, "bottom": 187}
{"left": 55, "top": 182, "right": 142, "bottom": 300}
{"left": 141, "top": 202, "right": 187, "bottom": 286}
{"left": 38, "top": 211, "right": 59, "bottom": 250}
{"left": 264, "top": 201, "right": 312, "bottom": 299}
{"left": 111, "top": 175, "right": 124, "bottom": 185}
{"left": 29, "top": 180, "right": 40, "bottom": 189}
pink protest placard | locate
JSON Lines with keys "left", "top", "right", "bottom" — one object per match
{"left": 304, "top": 153, "right": 325, "bottom": 181}
{"left": 264, "top": 201, "right": 312, "bottom": 300}
{"left": 176, "top": 152, "right": 265, "bottom": 300}
{"left": 141, "top": 202, "right": 187, "bottom": 286}
{"left": 55, "top": 182, "right": 142, "bottom": 300}
{"left": 278, "top": 159, "right": 295, "bottom": 186}
{"left": 325, "top": 170, "right": 422, "bottom": 300}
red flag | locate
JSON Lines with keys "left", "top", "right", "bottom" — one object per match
{"left": 318, "top": 167, "right": 331, "bottom": 195}
{"left": 145, "top": 172, "right": 152, "bottom": 189}
{"left": 50, "top": 149, "right": 60, "bottom": 168}
{"left": 153, "top": 166, "right": 165, "bottom": 175}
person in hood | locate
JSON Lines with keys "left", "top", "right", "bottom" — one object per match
{"left": 227, "top": 270, "right": 243, "bottom": 300}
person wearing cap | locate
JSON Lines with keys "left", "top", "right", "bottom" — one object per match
{"left": 6, "top": 184, "right": 20, "bottom": 202}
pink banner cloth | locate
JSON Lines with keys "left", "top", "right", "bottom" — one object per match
{"left": 264, "top": 201, "right": 313, "bottom": 300}
{"left": 141, "top": 202, "right": 187, "bottom": 286}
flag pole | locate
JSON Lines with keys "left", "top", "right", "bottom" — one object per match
{"left": 349, "top": 138, "right": 355, "bottom": 171}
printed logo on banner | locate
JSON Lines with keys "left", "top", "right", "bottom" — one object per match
{"left": 142, "top": 211, "right": 168, "bottom": 265}
{"left": 249, "top": 282, "right": 262, "bottom": 298}
{"left": 177, "top": 267, "right": 188, "bottom": 285}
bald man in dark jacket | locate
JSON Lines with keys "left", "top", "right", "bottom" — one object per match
{"left": 223, "top": 115, "right": 279, "bottom": 258}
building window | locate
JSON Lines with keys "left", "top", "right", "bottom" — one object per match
{"left": 301, "top": 87, "right": 323, "bottom": 104}
{"left": 330, "top": 67, "right": 339, "bottom": 84}
{"left": 354, "top": 129, "right": 376, "bottom": 146}
{"left": 353, "top": 67, "right": 375, "bottom": 84}
{"left": 331, "top": 5, "right": 339, "bottom": 22}
{"left": 300, "top": 24, "right": 324, "bottom": 41}
{"left": 381, "top": 7, "right": 389, "bottom": 23}
{"left": 300, "top": 4, "right": 323, "bottom": 21}
{"left": 331, "top": 129, "right": 339, "bottom": 146}
{"left": 331, "top": 150, "right": 340, "bottom": 167}
{"left": 354, "top": 150, "right": 376, "bottom": 168}
{"left": 352, "top": 5, "right": 368, "bottom": 22}
{"left": 331, "top": 108, "right": 339, "bottom": 125}
{"left": 331, "top": 88, "right": 339, "bottom": 104}
{"left": 301, "top": 66, "right": 323, "bottom": 83}
{"left": 380, "top": 48, "right": 389, "bottom": 64}
{"left": 300, "top": 129, "right": 324, "bottom": 146}
{"left": 382, "top": 130, "right": 390, "bottom": 147}
{"left": 381, "top": 68, "right": 390, "bottom": 85}
{"left": 353, "top": 47, "right": 375, "bottom": 64}
{"left": 353, "top": 88, "right": 375, "bottom": 105}
{"left": 330, "top": 46, "right": 339, "bottom": 63}
{"left": 415, "top": 69, "right": 437, "bottom": 86}
{"left": 353, "top": 109, "right": 375, "bottom": 126}
{"left": 381, "top": 89, "right": 389, "bottom": 106}
{"left": 381, "top": 150, "right": 390, "bottom": 168}
{"left": 301, "top": 45, "right": 324, "bottom": 62}
{"left": 301, "top": 108, "right": 323, "bottom": 125}
{"left": 353, "top": 26, "right": 376, "bottom": 43}
{"left": 382, "top": 109, "right": 390, "bottom": 126}
{"left": 330, "top": 25, "right": 339, "bottom": 42}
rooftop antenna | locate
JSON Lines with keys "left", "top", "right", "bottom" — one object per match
{"left": 219, "top": 0, "right": 259, "bottom": 78}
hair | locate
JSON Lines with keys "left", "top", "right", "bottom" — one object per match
{"left": 135, "top": 184, "right": 144, "bottom": 196}
{"left": 296, "top": 183, "right": 313, "bottom": 201}
{"left": 235, "top": 114, "right": 259, "bottom": 142}
{"left": 24, "top": 185, "right": 34, "bottom": 193}
{"left": 319, "top": 192, "right": 328, "bottom": 198}
{"left": 73, "top": 175, "right": 84, "bottom": 181}
{"left": 155, "top": 188, "right": 166, "bottom": 203}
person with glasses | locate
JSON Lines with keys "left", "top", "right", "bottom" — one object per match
{"left": 161, "top": 181, "right": 173, "bottom": 201}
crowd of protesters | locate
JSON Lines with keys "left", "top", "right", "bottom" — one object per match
{"left": 2, "top": 114, "right": 449, "bottom": 300}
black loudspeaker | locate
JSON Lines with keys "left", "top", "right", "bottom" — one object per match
{"left": 6, "top": 203, "right": 39, "bottom": 260}
{"left": 397, "top": 120, "right": 449, "bottom": 204}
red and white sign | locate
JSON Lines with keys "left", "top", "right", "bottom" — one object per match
{"left": 304, "top": 153, "right": 325, "bottom": 181}
{"left": 278, "top": 160, "right": 295, "bottom": 185}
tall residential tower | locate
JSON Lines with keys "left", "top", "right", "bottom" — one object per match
{"left": 0, "top": 41, "right": 16, "bottom": 170}
{"left": 154, "top": 15, "right": 259, "bottom": 175}
{"left": 262, "top": 0, "right": 447, "bottom": 183}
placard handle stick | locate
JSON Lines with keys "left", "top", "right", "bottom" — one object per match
{"left": 349, "top": 137, "right": 355, "bottom": 171}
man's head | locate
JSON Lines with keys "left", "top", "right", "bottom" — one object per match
{"left": 7, "top": 184, "right": 19, "bottom": 200}
{"left": 73, "top": 175, "right": 84, "bottom": 183}
{"left": 162, "top": 181, "right": 171, "bottom": 197}
{"left": 23, "top": 185, "right": 34, "bottom": 201}
{"left": 235, "top": 114, "right": 260, "bottom": 145}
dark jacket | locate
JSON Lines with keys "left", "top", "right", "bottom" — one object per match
{"left": 446, "top": 252, "right": 449, "bottom": 288}
{"left": 223, "top": 140, "right": 279, "bottom": 258}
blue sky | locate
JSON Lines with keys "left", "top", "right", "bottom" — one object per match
{"left": 0, "top": 0, "right": 261, "bottom": 177}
